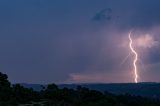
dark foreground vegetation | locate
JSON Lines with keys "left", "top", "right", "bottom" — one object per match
{"left": 0, "top": 72, "right": 160, "bottom": 106}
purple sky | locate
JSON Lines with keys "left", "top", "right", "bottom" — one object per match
{"left": 0, "top": 0, "right": 160, "bottom": 84}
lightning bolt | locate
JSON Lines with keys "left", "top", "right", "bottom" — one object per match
{"left": 129, "top": 32, "right": 138, "bottom": 83}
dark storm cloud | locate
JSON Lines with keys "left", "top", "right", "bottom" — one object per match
{"left": 0, "top": 0, "right": 160, "bottom": 83}
{"left": 92, "top": 0, "right": 160, "bottom": 30}
{"left": 92, "top": 8, "right": 112, "bottom": 21}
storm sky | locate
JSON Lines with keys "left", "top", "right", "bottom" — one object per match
{"left": 0, "top": 0, "right": 160, "bottom": 84}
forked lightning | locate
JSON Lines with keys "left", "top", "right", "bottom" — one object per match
{"left": 129, "top": 32, "right": 138, "bottom": 83}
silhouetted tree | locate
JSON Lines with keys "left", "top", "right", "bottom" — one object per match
{"left": 0, "top": 72, "right": 12, "bottom": 105}
{"left": 12, "top": 84, "right": 40, "bottom": 104}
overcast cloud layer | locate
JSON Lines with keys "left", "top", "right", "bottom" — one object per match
{"left": 0, "top": 0, "right": 160, "bottom": 84}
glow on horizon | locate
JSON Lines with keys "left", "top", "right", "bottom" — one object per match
{"left": 129, "top": 32, "right": 138, "bottom": 83}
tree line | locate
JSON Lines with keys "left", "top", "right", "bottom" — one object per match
{"left": 0, "top": 72, "right": 160, "bottom": 106}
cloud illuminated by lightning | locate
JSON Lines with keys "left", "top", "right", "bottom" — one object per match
{"left": 129, "top": 32, "right": 138, "bottom": 83}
